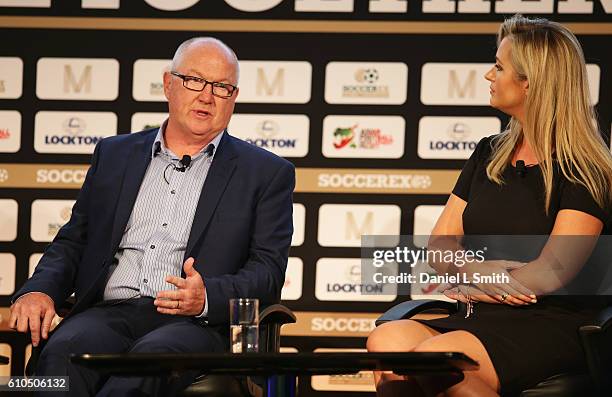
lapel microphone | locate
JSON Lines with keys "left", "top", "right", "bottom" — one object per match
{"left": 516, "top": 160, "right": 527, "bottom": 177}
{"left": 176, "top": 155, "right": 192, "bottom": 172}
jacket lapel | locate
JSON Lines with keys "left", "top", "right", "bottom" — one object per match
{"left": 184, "top": 132, "right": 238, "bottom": 259}
{"left": 108, "top": 132, "right": 156, "bottom": 258}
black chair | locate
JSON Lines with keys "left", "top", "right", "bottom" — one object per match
{"left": 25, "top": 299, "right": 296, "bottom": 397}
{"left": 376, "top": 299, "right": 612, "bottom": 397}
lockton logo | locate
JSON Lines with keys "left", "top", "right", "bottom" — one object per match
{"left": 0, "top": 199, "right": 18, "bottom": 241}
{"left": 0, "top": 57, "right": 23, "bottom": 99}
{"left": 281, "top": 257, "right": 303, "bottom": 301}
{"left": 317, "top": 204, "right": 401, "bottom": 247}
{"left": 36, "top": 58, "right": 119, "bottom": 100}
{"left": 29, "top": 253, "right": 43, "bottom": 278}
{"left": 131, "top": 112, "right": 168, "bottom": 132}
{"left": 34, "top": 111, "right": 117, "bottom": 154}
{"left": 30, "top": 200, "right": 76, "bottom": 242}
{"left": 292, "top": 203, "right": 305, "bottom": 246}
{"left": 418, "top": 116, "right": 501, "bottom": 159}
{"left": 132, "top": 59, "right": 171, "bottom": 101}
{"left": 322, "top": 115, "right": 405, "bottom": 158}
{"left": 315, "top": 258, "right": 397, "bottom": 302}
{"left": 311, "top": 349, "right": 375, "bottom": 392}
{"left": 420, "top": 63, "right": 491, "bottom": 105}
{"left": 0, "top": 253, "right": 16, "bottom": 295}
{"left": 325, "top": 62, "right": 408, "bottom": 104}
{"left": 237, "top": 61, "right": 311, "bottom": 103}
{"left": 229, "top": 114, "right": 309, "bottom": 158}
{"left": 0, "top": 110, "right": 21, "bottom": 153}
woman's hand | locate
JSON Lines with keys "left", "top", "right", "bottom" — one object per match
{"left": 438, "top": 281, "right": 536, "bottom": 306}
{"left": 461, "top": 260, "right": 537, "bottom": 305}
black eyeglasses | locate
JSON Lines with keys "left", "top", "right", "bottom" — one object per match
{"left": 170, "top": 71, "right": 237, "bottom": 98}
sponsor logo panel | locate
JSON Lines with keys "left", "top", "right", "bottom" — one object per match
{"left": 0, "top": 165, "right": 460, "bottom": 192}
{"left": 291, "top": 203, "right": 305, "bottom": 246}
{"left": 132, "top": 59, "right": 171, "bottom": 102}
{"left": 237, "top": 61, "right": 311, "bottom": 104}
{"left": 298, "top": 168, "right": 459, "bottom": 194}
{"left": 0, "top": 199, "right": 18, "bottom": 241}
{"left": 131, "top": 112, "right": 167, "bottom": 132}
{"left": 410, "top": 259, "right": 455, "bottom": 301}
{"left": 586, "top": 64, "right": 600, "bottom": 105}
{"left": 34, "top": 111, "right": 117, "bottom": 154}
{"left": 0, "top": 201, "right": 17, "bottom": 242}
{"left": 0, "top": 344, "right": 11, "bottom": 377}
{"left": 279, "top": 347, "right": 298, "bottom": 353}
{"left": 0, "top": 0, "right": 49, "bottom": 6}
{"left": 228, "top": 114, "right": 309, "bottom": 158}
{"left": 281, "top": 311, "right": 380, "bottom": 337}
{"left": 31, "top": 200, "right": 76, "bottom": 242}
{"left": 413, "top": 205, "right": 445, "bottom": 246}
{"left": 82, "top": 0, "right": 120, "bottom": 9}
{"left": 1, "top": 164, "right": 88, "bottom": 188}
{"left": 36, "top": 58, "right": 119, "bottom": 100}
{"left": 315, "top": 258, "right": 397, "bottom": 301}
{"left": 0, "top": 57, "right": 23, "bottom": 99}
{"left": 29, "top": 253, "right": 43, "bottom": 278}
{"left": 311, "top": 348, "right": 375, "bottom": 392}
{"left": 295, "top": 0, "right": 353, "bottom": 12}
{"left": 0, "top": 253, "right": 16, "bottom": 295}
{"left": 325, "top": 62, "right": 408, "bottom": 105}
{"left": 281, "top": 257, "right": 303, "bottom": 301}
{"left": 322, "top": 115, "right": 405, "bottom": 159}
{"left": 421, "top": 63, "right": 491, "bottom": 105}
{"left": 318, "top": 204, "right": 401, "bottom": 247}
{"left": 411, "top": 205, "right": 454, "bottom": 301}
{"left": 0, "top": 110, "right": 21, "bottom": 153}
{"left": 418, "top": 116, "right": 500, "bottom": 159}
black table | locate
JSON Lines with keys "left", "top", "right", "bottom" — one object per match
{"left": 71, "top": 352, "right": 478, "bottom": 397}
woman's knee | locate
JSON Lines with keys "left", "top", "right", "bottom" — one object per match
{"left": 367, "top": 320, "right": 438, "bottom": 352}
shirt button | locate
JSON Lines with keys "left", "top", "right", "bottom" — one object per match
{"left": 150, "top": 245, "right": 155, "bottom": 249}
{"left": 162, "top": 223, "right": 168, "bottom": 227}
{"left": 171, "top": 190, "right": 176, "bottom": 194}
{"left": 143, "top": 279, "right": 148, "bottom": 283}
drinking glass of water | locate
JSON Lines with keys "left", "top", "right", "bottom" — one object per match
{"left": 229, "top": 298, "right": 259, "bottom": 353}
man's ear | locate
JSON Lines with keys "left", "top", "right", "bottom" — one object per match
{"left": 163, "top": 71, "right": 172, "bottom": 101}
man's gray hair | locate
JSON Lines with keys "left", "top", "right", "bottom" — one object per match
{"left": 171, "top": 37, "right": 240, "bottom": 83}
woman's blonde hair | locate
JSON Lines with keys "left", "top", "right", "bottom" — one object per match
{"left": 486, "top": 14, "right": 612, "bottom": 213}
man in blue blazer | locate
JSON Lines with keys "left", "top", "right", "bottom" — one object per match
{"left": 8, "top": 37, "right": 294, "bottom": 396}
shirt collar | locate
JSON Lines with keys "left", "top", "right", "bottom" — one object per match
{"left": 152, "top": 119, "right": 224, "bottom": 160}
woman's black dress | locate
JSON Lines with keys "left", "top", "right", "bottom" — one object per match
{"left": 416, "top": 136, "right": 610, "bottom": 395}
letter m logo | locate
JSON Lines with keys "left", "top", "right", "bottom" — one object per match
{"left": 345, "top": 211, "right": 374, "bottom": 241}
{"left": 448, "top": 69, "right": 476, "bottom": 98}
{"left": 64, "top": 65, "right": 92, "bottom": 93}
{"left": 256, "top": 67, "right": 284, "bottom": 96}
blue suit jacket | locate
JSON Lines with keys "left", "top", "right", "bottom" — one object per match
{"left": 14, "top": 129, "right": 295, "bottom": 327}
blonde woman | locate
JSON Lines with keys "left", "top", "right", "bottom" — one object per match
{"left": 367, "top": 14, "right": 612, "bottom": 397}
